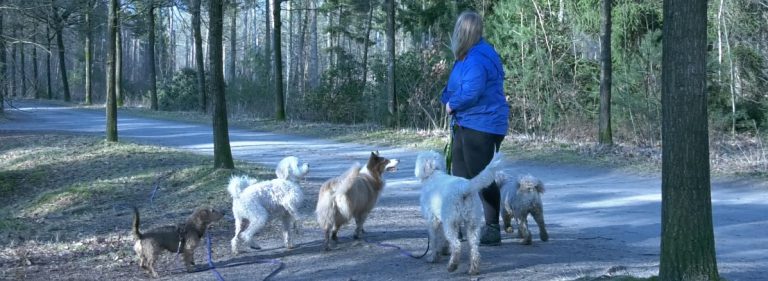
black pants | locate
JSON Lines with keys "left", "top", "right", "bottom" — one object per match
{"left": 451, "top": 125, "right": 504, "bottom": 225}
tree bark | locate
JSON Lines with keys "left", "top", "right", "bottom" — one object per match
{"left": 85, "top": 4, "right": 93, "bottom": 105}
{"left": 360, "top": 0, "right": 373, "bottom": 95}
{"left": 273, "top": 0, "right": 285, "bottom": 120}
{"left": 55, "top": 26, "right": 70, "bottom": 102}
{"left": 148, "top": 4, "right": 158, "bottom": 110}
{"left": 33, "top": 29, "right": 39, "bottom": 99}
{"left": 192, "top": 0, "right": 207, "bottom": 113}
{"left": 598, "top": 0, "right": 612, "bottom": 145}
{"left": 385, "top": 0, "right": 398, "bottom": 127}
{"left": 308, "top": 0, "right": 318, "bottom": 89}
{"left": 229, "top": 2, "right": 236, "bottom": 82}
{"left": 116, "top": 6, "right": 123, "bottom": 106}
{"left": 106, "top": 0, "right": 118, "bottom": 142}
{"left": 46, "top": 25, "right": 52, "bottom": 100}
{"left": 0, "top": 2, "right": 5, "bottom": 113}
{"left": 265, "top": 0, "right": 272, "bottom": 92}
{"left": 209, "top": 0, "right": 235, "bottom": 169}
{"left": 20, "top": 28, "right": 26, "bottom": 98}
{"left": 659, "top": 0, "right": 720, "bottom": 280}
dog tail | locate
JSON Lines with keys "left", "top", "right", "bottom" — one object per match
{"left": 227, "top": 175, "right": 251, "bottom": 199}
{"left": 132, "top": 207, "right": 142, "bottom": 240}
{"left": 465, "top": 152, "right": 505, "bottom": 195}
{"left": 333, "top": 162, "right": 362, "bottom": 219}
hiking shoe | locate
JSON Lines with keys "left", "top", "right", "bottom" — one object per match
{"left": 480, "top": 223, "right": 501, "bottom": 246}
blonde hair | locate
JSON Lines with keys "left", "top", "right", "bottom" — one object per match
{"left": 451, "top": 11, "right": 483, "bottom": 60}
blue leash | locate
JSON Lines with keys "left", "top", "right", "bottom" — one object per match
{"left": 206, "top": 232, "right": 226, "bottom": 281}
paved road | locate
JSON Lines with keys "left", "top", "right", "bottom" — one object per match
{"left": 1, "top": 101, "right": 766, "bottom": 281}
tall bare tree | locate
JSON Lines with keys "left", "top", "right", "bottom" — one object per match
{"left": 308, "top": 0, "right": 318, "bottom": 89}
{"left": 106, "top": 0, "right": 118, "bottom": 142}
{"left": 659, "top": 0, "right": 719, "bottom": 280}
{"left": 0, "top": 0, "right": 5, "bottom": 113}
{"left": 84, "top": 0, "right": 93, "bottom": 105}
{"left": 192, "top": 0, "right": 207, "bottom": 112}
{"left": 385, "top": 0, "right": 398, "bottom": 127}
{"left": 209, "top": 0, "right": 235, "bottom": 169}
{"left": 273, "top": 0, "right": 285, "bottom": 120}
{"left": 50, "top": 2, "right": 74, "bottom": 102}
{"left": 598, "top": 0, "right": 612, "bottom": 145}
{"left": 45, "top": 25, "right": 52, "bottom": 99}
{"left": 228, "top": 1, "right": 237, "bottom": 82}
{"left": 116, "top": 3, "right": 123, "bottom": 106}
{"left": 147, "top": 3, "right": 159, "bottom": 110}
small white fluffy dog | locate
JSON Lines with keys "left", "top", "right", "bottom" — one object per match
{"left": 228, "top": 156, "right": 309, "bottom": 254}
{"left": 496, "top": 172, "right": 548, "bottom": 245}
{"left": 415, "top": 151, "right": 504, "bottom": 275}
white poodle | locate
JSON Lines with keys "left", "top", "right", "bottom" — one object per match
{"left": 414, "top": 151, "right": 504, "bottom": 275}
{"left": 496, "top": 172, "right": 548, "bottom": 245}
{"left": 227, "top": 156, "right": 309, "bottom": 254}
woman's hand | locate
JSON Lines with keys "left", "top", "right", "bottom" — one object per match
{"left": 446, "top": 103, "right": 453, "bottom": 115}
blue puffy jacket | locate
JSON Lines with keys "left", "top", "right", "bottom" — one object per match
{"left": 441, "top": 38, "right": 509, "bottom": 136}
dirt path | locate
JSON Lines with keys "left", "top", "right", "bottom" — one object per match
{"left": 1, "top": 101, "right": 767, "bottom": 281}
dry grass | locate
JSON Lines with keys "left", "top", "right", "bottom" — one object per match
{"left": 0, "top": 133, "right": 271, "bottom": 279}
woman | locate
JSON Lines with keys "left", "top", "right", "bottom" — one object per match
{"left": 441, "top": 11, "right": 509, "bottom": 246}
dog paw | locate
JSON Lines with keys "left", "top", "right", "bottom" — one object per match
{"left": 467, "top": 267, "right": 479, "bottom": 275}
{"left": 447, "top": 263, "right": 458, "bottom": 272}
{"left": 504, "top": 226, "right": 514, "bottom": 233}
{"left": 540, "top": 232, "right": 549, "bottom": 242}
{"left": 521, "top": 238, "right": 532, "bottom": 245}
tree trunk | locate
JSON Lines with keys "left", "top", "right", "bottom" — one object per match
{"left": 229, "top": 2, "right": 236, "bottom": 82}
{"left": 0, "top": 2, "right": 4, "bottom": 113}
{"left": 20, "top": 28, "right": 26, "bottom": 98}
{"left": 273, "top": 0, "right": 285, "bottom": 120}
{"left": 385, "top": 0, "right": 398, "bottom": 127}
{"left": 360, "top": 0, "right": 373, "bottom": 95}
{"left": 308, "top": 0, "right": 318, "bottom": 89}
{"left": 192, "top": 0, "right": 207, "bottom": 113}
{"left": 265, "top": 0, "right": 272, "bottom": 92}
{"left": 116, "top": 6, "right": 123, "bottom": 106}
{"left": 209, "top": 0, "right": 235, "bottom": 169}
{"left": 55, "top": 26, "right": 70, "bottom": 102}
{"left": 106, "top": 0, "right": 118, "bottom": 142}
{"left": 33, "top": 29, "right": 39, "bottom": 99}
{"left": 598, "top": 0, "right": 612, "bottom": 145}
{"left": 148, "top": 4, "right": 158, "bottom": 110}
{"left": 659, "top": 0, "right": 719, "bottom": 280}
{"left": 11, "top": 28, "right": 16, "bottom": 97}
{"left": 46, "top": 25, "right": 52, "bottom": 100}
{"left": 85, "top": 5, "right": 93, "bottom": 105}
{"left": 293, "top": 0, "right": 308, "bottom": 97}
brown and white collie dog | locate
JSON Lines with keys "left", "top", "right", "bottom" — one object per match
{"left": 315, "top": 151, "right": 399, "bottom": 250}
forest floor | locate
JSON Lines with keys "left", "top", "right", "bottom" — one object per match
{"left": 0, "top": 100, "right": 766, "bottom": 281}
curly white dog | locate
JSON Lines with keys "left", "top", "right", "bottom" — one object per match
{"left": 227, "top": 156, "right": 309, "bottom": 254}
{"left": 414, "top": 151, "right": 504, "bottom": 275}
{"left": 496, "top": 172, "right": 548, "bottom": 245}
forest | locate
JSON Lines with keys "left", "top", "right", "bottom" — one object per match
{"left": 0, "top": 0, "right": 766, "bottom": 145}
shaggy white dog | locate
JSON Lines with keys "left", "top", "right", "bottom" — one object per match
{"left": 228, "top": 156, "right": 309, "bottom": 254}
{"left": 496, "top": 172, "right": 548, "bottom": 245}
{"left": 415, "top": 151, "right": 504, "bottom": 275}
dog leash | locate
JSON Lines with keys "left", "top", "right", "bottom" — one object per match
{"left": 205, "top": 232, "right": 227, "bottom": 281}
{"left": 204, "top": 232, "right": 285, "bottom": 281}
{"left": 361, "top": 236, "right": 430, "bottom": 259}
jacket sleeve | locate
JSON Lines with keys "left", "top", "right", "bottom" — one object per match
{"left": 448, "top": 59, "right": 486, "bottom": 112}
